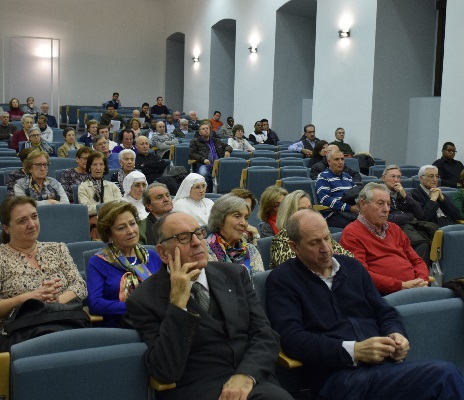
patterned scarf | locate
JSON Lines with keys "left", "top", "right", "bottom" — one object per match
{"left": 96, "top": 243, "right": 152, "bottom": 284}
{"left": 88, "top": 176, "right": 104, "bottom": 203}
{"left": 26, "top": 176, "right": 59, "bottom": 201}
{"left": 24, "top": 140, "right": 54, "bottom": 155}
{"left": 206, "top": 233, "right": 251, "bottom": 271}
{"left": 117, "top": 170, "right": 128, "bottom": 194}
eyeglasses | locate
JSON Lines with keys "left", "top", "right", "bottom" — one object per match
{"left": 96, "top": 141, "right": 109, "bottom": 147}
{"left": 160, "top": 227, "right": 207, "bottom": 245}
{"left": 425, "top": 174, "right": 440, "bottom": 179}
{"left": 80, "top": 157, "right": 89, "bottom": 161}
{"left": 386, "top": 174, "right": 401, "bottom": 179}
{"left": 32, "top": 163, "right": 50, "bottom": 168}
{"left": 192, "top": 184, "right": 207, "bottom": 190}
{"left": 29, "top": 134, "right": 40, "bottom": 138}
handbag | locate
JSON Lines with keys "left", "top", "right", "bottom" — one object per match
{"left": 0, "top": 298, "right": 90, "bottom": 352}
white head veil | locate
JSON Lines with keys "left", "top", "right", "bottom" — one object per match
{"left": 173, "top": 173, "right": 206, "bottom": 203}
{"left": 122, "top": 170, "right": 147, "bottom": 198}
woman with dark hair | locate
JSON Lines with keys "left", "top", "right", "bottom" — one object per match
{"left": 87, "top": 201, "right": 161, "bottom": 327}
{"left": 230, "top": 188, "right": 260, "bottom": 245}
{"left": 60, "top": 147, "right": 92, "bottom": 202}
{"left": 21, "top": 97, "right": 40, "bottom": 115}
{"left": 8, "top": 98, "right": 24, "bottom": 121}
{"left": 258, "top": 186, "right": 288, "bottom": 238}
{"left": 206, "top": 194, "right": 264, "bottom": 274}
{"left": 227, "top": 125, "right": 255, "bottom": 152}
{"left": 57, "top": 127, "right": 84, "bottom": 158}
{"left": 307, "top": 140, "right": 329, "bottom": 168}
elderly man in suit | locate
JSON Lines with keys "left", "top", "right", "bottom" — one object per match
{"left": 126, "top": 212, "right": 291, "bottom": 400}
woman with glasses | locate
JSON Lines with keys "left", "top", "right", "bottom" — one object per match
{"left": 57, "top": 127, "right": 83, "bottom": 158}
{"left": 122, "top": 171, "right": 148, "bottom": 220}
{"left": 257, "top": 186, "right": 288, "bottom": 238}
{"left": 14, "top": 149, "right": 68, "bottom": 205}
{"left": 172, "top": 173, "right": 214, "bottom": 226}
{"left": 23, "top": 127, "right": 55, "bottom": 155}
{"left": 87, "top": 201, "right": 161, "bottom": 327}
{"left": 60, "top": 147, "right": 93, "bottom": 202}
{"left": 227, "top": 124, "right": 255, "bottom": 152}
{"left": 269, "top": 190, "right": 352, "bottom": 269}
{"left": 205, "top": 194, "right": 264, "bottom": 274}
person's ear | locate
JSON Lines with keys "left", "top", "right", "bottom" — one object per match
{"left": 156, "top": 244, "right": 169, "bottom": 264}
{"left": 288, "top": 240, "right": 298, "bottom": 255}
{"left": 1, "top": 224, "right": 9, "bottom": 234}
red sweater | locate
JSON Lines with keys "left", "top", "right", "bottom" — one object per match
{"left": 340, "top": 219, "right": 428, "bottom": 295}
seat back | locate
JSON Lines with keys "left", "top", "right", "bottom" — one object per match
{"left": 241, "top": 167, "right": 279, "bottom": 199}
{"left": 278, "top": 177, "right": 313, "bottom": 195}
{"left": 66, "top": 241, "right": 105, "bottom": 276}
{"left": 249, "top": 157, "right": 278, "bottom": 168}
{"left": 344, "top": 157, "right": 360, "bottom": 173}
{"left": 0, "top": 159, "right": 21, "bottom": 169}
{"left": 278, "top": 151, "right": 304, "bottom": 159}
{"left": 0, "top": 186, "right": 7, "bottom": 204}
{"left": 331, "top": 231, "right": 342, "bottom": 243}
{"left": 229, "top": 150, "right": 251, "bottom": 160}
{"left": 52, "top": 129, "right": 64, "bottom": 143}
{"left": 251, "top": 150, "right": 277, "bottom": 159}
{"left": 172, "top": 144, "right": 191, "bottom": 171}
{"left": 441, "top": 230, "right": 464, "bottom": 282}
{"left": 279, "top": 166, "right": 309, "bottom": 179}
{"left": 399, "top": 166, "right": 420, "bottom": 178}
{"left": 48, "top": 158, "right": 76, "bottom": 176}
{"left": 0, "top": 167, "right": 20, "bottom": 186}
{"left": 37, "top": 204, "right": 91, "bottom": 243}
{"left": 67, "top": 149, "right": 78, "bottom": 159}
{"left": 368, "top": 165, "right": 385, "bottom": 177}
{"left": 279, "top": 157, "right": 305, "bottom": 167}
{"left": 0, "top": 149, "right": 16, "bottom": 156}
{"left": 254, "top": 144, "right": 278, "bottom": 151}
{"left": 384, "top": 287, "right": 456, "bottom": 307}
{"left": 252, "top": 270, "right": 272, "bottom": 315}
{"left": 214, "top": 157, "right": 248, "bottom": 194}
{"left": 256, "top": 237, "right": 274, "bottom": 271}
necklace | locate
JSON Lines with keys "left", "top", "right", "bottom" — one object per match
{"left": 189, "top": 198, "right": 207, "bottom": 215}
{"left": 8, "top": 242, "right": 38, "bottom": 258}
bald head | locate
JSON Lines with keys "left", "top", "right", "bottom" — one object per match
{"left": 326, "top": 144, "right": 339, "bottom": 155}
{"left": 136, "top": 135, "right": 150, "bottom": 155}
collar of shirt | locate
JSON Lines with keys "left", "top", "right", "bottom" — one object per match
{"left": 420, "top": 184, "right": 431, "bottom": 196}
{"left": 309, "top": 257, "right": 340, "bottom": 289}
{"left": 358, "top": 214, "right": 388, "bottom": 239}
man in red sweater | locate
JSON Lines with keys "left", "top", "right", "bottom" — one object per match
{"left": 340, "top": 182, "right": 429, "bottom": 295}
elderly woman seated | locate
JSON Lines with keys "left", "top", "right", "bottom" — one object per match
{"left": 14, "top": 149, "right": 68, "bottom": 205}
{"left": 205, "top": 193, "right": 264, "bottom": 275}
{"left": 227, "top": 124, "right": 255, "bottom": 152}
{"left": 0, "top": 196, "right": 87, "bottom": 350}
{"left": 269, "top": 190, "right": 353, "bottom": 269}
{"left": 111, "top": 149, "right": 136, "bottom": 194}
{"left": 87, "top": 201, "right": 161, "bottom": 327}
{"left": 60, "top": 147, "right": 93, "bottom": 203}
{"left": 23, "top": 126, "right": 55, "bottom": 156}
{"left": 57, "top": 127, "right": 84, "bottom": 158}
{"left": 172, "top": 173, "right": 214, "bottom": 226}
{"left": 122, "top": 171, "right": 149, "bottom": 220}
{"left": 230, "top": 188, "right": 260, "bottom": 245}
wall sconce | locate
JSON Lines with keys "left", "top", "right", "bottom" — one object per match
{"left": 338, "top": 29, "right": 350, "bottom": 38}
{"left": 248, "top": 45, "right": 258, "bottom": 53}
{"left": 192, "top": 56, "right": 199, "bottom": 63}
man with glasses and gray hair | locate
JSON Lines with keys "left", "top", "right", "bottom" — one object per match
{"left": 126, "top": 212, "right": 292, "bottom": 400}
{"left": 411, "top": 165, "right": 460, "bottom": 227}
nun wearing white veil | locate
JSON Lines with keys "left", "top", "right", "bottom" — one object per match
{"left": 122, "top": 171, "right": 149, "bottom": 220}
{"left": 172, "top": 173, "right": 214, "bottom": 226}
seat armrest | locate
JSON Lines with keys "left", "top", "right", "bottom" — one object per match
{"left": 149, "top": 376, "right": 176, "bottom": 391}
{"left": 277, "top": 350, "right": 303, "bottom": 368}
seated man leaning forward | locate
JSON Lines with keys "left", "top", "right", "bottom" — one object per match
{"left": 266, "top": 208, "right": 464, "bottom": 400}
{"left": 126, "top": 212, "right": 292, "bottom": 400}
{"left": 340, "top": 183, "right": 429, "bottom": 295}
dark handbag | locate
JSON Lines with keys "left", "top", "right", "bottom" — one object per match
{"left": 0, "top": 298, "right": 90, "bottom": 351}
{"left": 340, "top": 184, "right": 364, "bottom": 205}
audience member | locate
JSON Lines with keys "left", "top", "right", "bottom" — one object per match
{"left": 316, "top": 150, "right": 359, "bottom": 228}
{"left": 134, "top": 136, "right": 166, "bottom": 183}
{"left": 122, "top": 171, "right": 149, "bottom": 220}
{"left": 188, "top": 110, "right": 200, "bottom": 131}
{"left": 138, "top": 183, "right": 173, "bottom": 245}
{"left": 340, "top": 183, "right": 429, "bottom": 294}
{"left": 23, "top": 127, "right": 55, "bottom": 156}
{"left": 330, "top": 127, "right": 354, "bottom": 156}
{"left": 433, "top": 141, "right": 464, "bottom": 188}
{"left": 209, "top": 110, "right": 223, "bottom": 132}
{"left": 0, "top": 112, "right": 16, "bottom": 142}
{"left": 113, "top": 129, "right": 138, "bottom": 154}
{"left": 258, "top": 186, "right": 288, "bottom": 238}
{"left": 189, "top": 122, "right": 232, "bottom": 191}
{"left": 452, "top": 169, "right": 464, "bottom": 219}
{"left": 310, "top": 144, "right": 361, "bottom": 181}
{"left": 230, "top": 188, "right": 260, "bottom": 245}
{"left": 217, "top": 117, "right": 234, "bottom": 138}
{"left": 5, "top": 148, "right": 34, "bottom": 195}
{"left": 143, "top": 119, "right": 158, "bottom": 142}
{"left": 126, "top": 211, "right": 291, "bottom": 400}
{"left": 79, "top": 119, "right": 99, "bottom": 147}
{"left": 14, "top": 150, "right": 68, "bottom": 205}
{"left": 172, "top": 118, "right": 191, "bottom": 138}
{"left": 172, "top": 111, "right": 181, "bottom": 128}
{"left": 248, "top": 120, "right": 279, "bottom": 145}
{"left": 412, "top": 165, "right": 460, "bottom": 227}
{"left": 8, "top": 98, "right": 24, "bottom": 121}
{"left": 34, "top": 102, "right": 58, "bottom": 128}
{"left": 151, "top": 120, "right": 178, "bottom": 159}
{"left": 288, "top": 124, "right": 319, "bottom": 157}
{"left": 150, "top": 96, "right": 169, "bottom": 117}
{"left": 35, "top": 114, "right": 53, "bottom": 142}
{"left": 21, "top": 96, "right": 40, "bottom": 115}
{"left": 172, "top": 173, "right": 214, "bottom": 226}
{"left": 87, "top": 201, "right": 161, "bottom": 327}
{"left": 129, "top": 118, "right": 142, "bottom": 137}
{"left": 260, "top": 119, "right": 279, "bottom": 142}
{"left": 105, "top": 92, "right": 122, "bottom": 109}
{"left": 99, "top": 104, "right": 126, "bottom": 132}
{"left": 266, "top": 208, "right": 464, "bottom": 400}
{"left": 10, "top": 113, "right": 34, "bottom": 152}
{"left": 0, "top": 196, "right": 87, "bottom": 351}
{"left": 206, "top": 194, "right": 264, "bottom": 274}
{"left": 141, "top": 102, "right": 152, "bottom": 126}
{"left": 306, "top": 140, "right": 328, "bottom": 168}
{"left": 60, "top": 147, "right": 92, "bottom": 202}
{"left": 78, "top": 151, "right": 122, "bottom": 217}
{"left": 228, "top": 124, "right": 255, "bottom": 152}
{"left": 57, "top": 127, "right": 83, "bottom": 158}
{"left": 97, "top": 125, "right": 117, "bottom": 150}
{"left": 111, "top": 150, "right": 135, "bottom": 193}
{"left": 381, "top": 165, "right": 436, "bottom": 266}
{"left": 93, "top": 134, "right": 119, "bottom": 169}
{"left": 164, "top": 114, "right": 176, "bottom": 134}
{"left": 269, "top": 190, "right": 352, "bottom": 269}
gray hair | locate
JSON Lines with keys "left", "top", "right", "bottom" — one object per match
{"left": 327, "top": 149, "right": 343, "bottom": 161}
{"left": 93, "top": 134, "right": 107, "bottom": 145}
{"left": 21, "top": 113, "right": 33, "bottom": 123}
{"left": 1, "top": 112, "right": 9, "bottom": 118}
{"left": 382, "top": 164, "right": 402, "bottom": 176}
{"left": 276, "top": 190, "right": 311, "bottom": 231}
{"left": 355, "top": 182, "right": 389, "bottom": 207}
{"left": 208, "top": 194, "right": 251, "bottom": 233}
{"left": 135, "top": 135, "right": 149, "bottom": 144}
{"left": 418, "top": 165, "right": 438, "bottom": 177}
{"left": 28, "top": 127, "right": 41, "bottom": 135}
{"left": 118, "top": 148, "right": 136, "bottom": 161}
{"left": 142, "top": 182, "right": 169, "bottom": 206}
{"left": 179, "top": 118, "right": 188, "bottom": 125}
